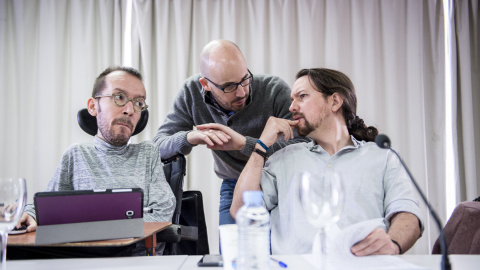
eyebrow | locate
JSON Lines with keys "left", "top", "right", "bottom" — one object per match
{"left": 290, "top": 89, "right": 305, "bottom": 101}
{"left": 112, "top": 88, "right": 146, "bottom": 99}
{"left": 220, "top": 72, "right": 250, "bottom": 86}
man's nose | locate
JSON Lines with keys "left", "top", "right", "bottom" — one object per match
{"left": 236, "top": 85, "right": 247, "bottom": 97}
{"left": 123, "top": 101, "right": 135, "bottom": 115}
{"left": 289, "top": 101, "right": 297, "bottom": 112}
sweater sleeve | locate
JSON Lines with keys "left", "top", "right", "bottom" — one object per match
{"left": 143, "top": 144, "right": 176, "bottom": 222}
{"left": 25, "top": 148, "right": 75, "bottom": 220}
{"left": 153, "top": 81, "right": 197, "bottom": 160}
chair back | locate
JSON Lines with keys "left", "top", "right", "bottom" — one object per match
{"left": 159, "top": 155, "right": 210, "bottom": 255}
{"left": 176, "top": 191, "right": 210, "bottom": 255}
{"left": 162, "top": 155, "right": 186, "bottom": 224}
{"left": 432, "top": 201, "right": 480, "bottom": 254}
{"left": 77, "top": 108, "right": 149, "bottom": 136}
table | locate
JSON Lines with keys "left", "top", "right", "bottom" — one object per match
{"left": 5, "top": 255, "right": 189, "bottom": 270}
{"left": 178, "top": 254, "right": 480, "bottom": 270}
{"left": 7, "top": 222, "right": 171, "bottom": 256}
{"left": 4, "top": 254, "right": 480, "bottom": 269}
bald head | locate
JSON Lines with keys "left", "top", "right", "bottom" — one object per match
{"left": 200, "top": 40, "right": 247, "bottom": 79}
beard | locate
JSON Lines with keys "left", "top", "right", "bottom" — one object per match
{"left": 294, "top": 113, "right": 317, "bottom": 137}
{"left": 210, "top": 91, "right": 249, "bottom": 112}
{"left": 97, "top": 105, "right": 134, "bottom": 146}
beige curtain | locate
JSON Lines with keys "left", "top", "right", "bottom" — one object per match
{"left": 452, "top": 0, "right": 480, "bottom": 203}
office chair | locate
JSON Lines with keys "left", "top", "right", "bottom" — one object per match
{"left": 77, "top": 108, "right": 149, "bottom": 136}
{"left": 77, "top": 108, "right": 209, "bottom": 255}
{"left": 432, "top": 200, "right": 480, "bottom": 254}
{"left": 159, "top": 155, "right": 210, "bottom": 255}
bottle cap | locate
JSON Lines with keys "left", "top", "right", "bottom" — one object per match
{"left": 242, "top": 190, "right": 263, "bottom": 205}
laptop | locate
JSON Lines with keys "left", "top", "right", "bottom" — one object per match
{"left": 34, "top": 188, "right": 144, "bottom": 245}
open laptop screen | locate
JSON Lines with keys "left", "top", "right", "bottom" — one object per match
{"left": 34, "top": 188, "right": 143, "bottom": 226}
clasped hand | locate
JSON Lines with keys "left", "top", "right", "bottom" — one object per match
{"left": 187, "top": 123, "right": 244, "bottom": 151}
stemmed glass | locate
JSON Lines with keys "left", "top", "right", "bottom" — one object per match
{"left": 295, "top": 171, "right": 344, "bottom": 269}
{"left": 0, "top": 178, "right": 27, "bottom": 270}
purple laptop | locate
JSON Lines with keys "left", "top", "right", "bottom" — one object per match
{"left": 34, "top": 188, "right": 144, "bottom": 226}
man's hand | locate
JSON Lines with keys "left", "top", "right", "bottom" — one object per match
{"left": 258, "top": 116, "right": 299, "bottom": 147}
{"left": 350, "top": 228, "right": 399, "bottom": 256}
{"left": 186, "top": 126, "right": 232, "bottom": 147}
{"left": 195, "top": 123, "right": 246, "bottom": 151}
{"left": 17, "top": 212, "right": 37, "bottom": 232}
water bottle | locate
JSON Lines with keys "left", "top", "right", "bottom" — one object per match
{"left": 235, "top": 190, "right": 270, "bottom": 270}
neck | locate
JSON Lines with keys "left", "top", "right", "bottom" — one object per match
{"left": 311, "top": 120, "right": 353, "bottom": 156}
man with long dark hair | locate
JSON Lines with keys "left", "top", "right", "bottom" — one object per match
{"left": 230, "top": 68, "right": 423, "bottom": 256}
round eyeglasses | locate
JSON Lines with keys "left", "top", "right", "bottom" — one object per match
{"left": 95, "top": 92, "right": 148, "bottom": 112}
{"left": 204, "top": 69, "right": 253, "bottom": 93}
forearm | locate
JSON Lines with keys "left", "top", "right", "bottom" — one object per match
{"left": 230, "top": 148, "right": 265, "bottom": 218}
{"left": 387, "top": 212, "right": 421, "bottom": 254}
{"left": 154, "top": 130, "right": 194, "bottom": 159}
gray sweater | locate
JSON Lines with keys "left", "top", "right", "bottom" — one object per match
{"left": 153, "top": 73, "right": 310, "bottom": 179}
{"left": 25, "top": 136, "right": 176, "bottom": 223}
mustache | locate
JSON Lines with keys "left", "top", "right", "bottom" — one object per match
{"left": 232, "top": 94, "right": 248, "bottom": 103}
{"left": 292, "top": 112, "right": 305, "bottom": 118}
{"left": 112, "top": 117, "right": 134, "bottom": 130}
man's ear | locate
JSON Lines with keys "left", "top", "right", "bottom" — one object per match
{"left": 199, "top": 77, "right": 211, "bottom": 92}
{"left": 87, "top": 98, "right": 97, "bottom": 116}
{"left": 331, "top": 92, "right": 344, "bottom": 113}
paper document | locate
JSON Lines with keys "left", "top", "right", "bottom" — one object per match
{"left": 305, "top": 218, "right": 428, "bottom": 270}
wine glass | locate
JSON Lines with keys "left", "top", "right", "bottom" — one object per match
{"left": 0, "top": 178, "right": 27, "bottom": 270}
{"left": 295, "top": 171, "right": 344, "bottom": 269}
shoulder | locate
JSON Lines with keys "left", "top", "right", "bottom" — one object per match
{"left": 130, "top": 141, "right": 160, "bottom": 154}
{"left": 268, "top": 141, "right": 312, "bottom": 162}
{"left": 64, "top": 142, "right": 94, "bottom": 155}
{"left": 183, "top": 74, "right": 203, "bottom": 91}
{"left": 252, "top": 74, "right": 290, "bottom": 92}
{"left": 352, "top": 137, "right": 388, "bottom": 156}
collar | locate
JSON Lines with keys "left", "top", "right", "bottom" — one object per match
{"left": 308, "top": 135, "right": 364, "bottom": 153}
{"left": 206, "top": 92, "right": 236, "bottom": 116}
{"left": 93, "top": 135, "right": 129, "bottom": 155}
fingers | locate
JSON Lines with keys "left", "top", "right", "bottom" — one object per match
{"left": 350, "top": 228, "right": 395, "bottom": 256}
{"left": 191, "top": 129, "right": 231, "bottom": 146}
{"left": 203, "top": 129, "right": 231, "bottom": 144}
{"left": 263, "top": 117, "right": 296, "bottom": 144}
{"left": 196, "top": 123, "right": 225, "bottom": 132}
{"left": 21, "top": 213, "right": 37, "bottom": 232}
{"left": 17, "top": 212, "right": 27, "bottom": 228}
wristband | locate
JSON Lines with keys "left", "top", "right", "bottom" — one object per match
{"left": 253, "top": 148, "right": 268, "bottom": 163}
{"left": 391, "top": 239, "right": 402, "bottom": 254}
{"left": 257, "top": 139, "right": 269, "bottom": 152}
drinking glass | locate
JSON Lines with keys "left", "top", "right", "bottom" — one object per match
{"left": 0, "top": 178, "right": 27, "bottom": 270}
{"left": 295, "top": 171, "right": 344, "bottom": 269}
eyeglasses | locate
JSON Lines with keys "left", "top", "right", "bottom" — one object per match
{"left": 204, "top": 69, "right": 253, "bottom": 93}
{"left": 95, "top": 92, "right": 148, "bottom": 112}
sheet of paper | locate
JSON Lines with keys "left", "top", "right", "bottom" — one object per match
{"left": 305, "top": 218, "right": 429, "bottom": 270}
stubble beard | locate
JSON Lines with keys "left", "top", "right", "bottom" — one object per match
{"left": 97, "top": 105, "right": 133, "bottom": 146}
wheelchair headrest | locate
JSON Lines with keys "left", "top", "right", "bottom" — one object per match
{"left": 77, "top": 108, "right": 149, "bottom": 136}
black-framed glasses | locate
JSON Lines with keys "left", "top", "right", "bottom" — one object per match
{"left": 204, "top": 69, "right": 253, "bottom": 93}
{"left": 95, "top": 92, "right": 148, "bottom": 112}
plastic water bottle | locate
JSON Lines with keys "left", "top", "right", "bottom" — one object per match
{"left": 235, "top": 190, "right": 270, "bottom": 270}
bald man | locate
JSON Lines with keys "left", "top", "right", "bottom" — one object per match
{"left": 153, "top": 40, "right": 309, "bottom": 225}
